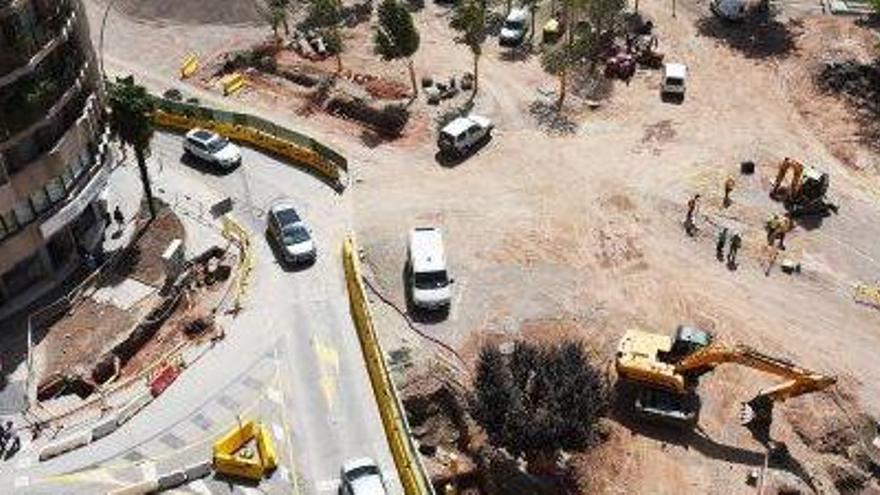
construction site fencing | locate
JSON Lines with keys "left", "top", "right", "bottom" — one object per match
{"left": 150, "top": 97, "right": 348, "bottom": 188}
{"left": 342, "top": 234, "right": 434, "bottom": 495}
{"left": 220, "top": 215, "right": 254, "bottom": 314}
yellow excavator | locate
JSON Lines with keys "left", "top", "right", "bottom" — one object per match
{"left": 616, "top": 326, "right": 836, "bottom": 444}
{"left": 771, "top": 157, "right": 835, "bottom": 217}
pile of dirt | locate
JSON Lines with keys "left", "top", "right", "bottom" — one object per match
{"left": 817, "top": 60, "right": 880, "bottom": 115}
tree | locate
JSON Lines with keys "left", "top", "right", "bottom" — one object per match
{"left": 375, "top": 0, "right": 421, "bottom": 96}
{"left": 472, "top": 340, "right": 607, "bottom": 469}
{"left": 260, "top": 0, "right": 292, "bottom": 40}
{"left": 540, "top": 0, "right": 591, "bottom": 109}
{"left": 306, "top": 0, "right": 345, "bottom": 72}
{"left": 450, "top": 0, "right": 487, "bottom": 98}
{"left": 107, "top": 76, "right": 157, "bottom": 220}
{"left": 584, "top": 0, "right": 626, "bottom": 53}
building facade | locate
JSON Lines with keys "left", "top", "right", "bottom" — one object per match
{"left": 0, "top": 0, "right": 112, "bottom": 318}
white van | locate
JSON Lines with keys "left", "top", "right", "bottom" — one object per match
{"left": 711, "top": 0, "right": 747, "bottom": 20}
{"left": 500, "top": 7, "right": 531, "bottom": 47}
{"left": 407, "top": 227, "right": 452, "bottom": 310}
{"left": 662, "top": 63, "right": 687, "bottom": 98}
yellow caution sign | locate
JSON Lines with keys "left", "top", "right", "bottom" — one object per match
{"left": 180, "top": 54, "right": 198, "bottom": 79}
{"left": 212, "top": 420, "right": 277, "bottom": 481}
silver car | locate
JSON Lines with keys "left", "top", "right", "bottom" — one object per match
{"left": 340, "top": 458, "right": 387, "bottom": 495}
{"left": 267, "top": 202, "right": 316, "bottom": 265}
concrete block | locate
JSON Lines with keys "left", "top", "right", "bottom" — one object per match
{"left": 184, "top": 460, "right": 213, "bottom": 480}
{"left": 38, "top": 430, "right": 92, "bottom": 461}
{"left": 106, "top": 478, "right": 159, "bottom": 495}
{"left": 156, "top": 470, "right": 187, "bottom": 491}
{"left": 117, "top": 392, "right": 153, "bottom": 425}
{"left": 91, "top": 415, "right": 119, "bottom": 441}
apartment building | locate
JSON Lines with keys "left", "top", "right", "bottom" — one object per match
{"left": 0, "top": 0, "right": 113, "bottom": 318}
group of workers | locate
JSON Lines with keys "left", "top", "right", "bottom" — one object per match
{"left": 684, "top": 175, "right": 793, "bottom": 269}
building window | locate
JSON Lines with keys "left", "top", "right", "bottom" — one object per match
{"left": 61, "top": 168, "right": 73, "bottom": 189}
{"left": 0, "top": 218, "right": 6, "bottom": 241}
{"left": 71, "top": 152, "right": 84, "bottom": 178}
{"left": 46, "top": 177, "right": 64, "bottom": 202}
{"left": 2, "top": 210, "right": 19, "bottom": 234}
{"left": 30, "top": 187, "right": 50, "bottom": 214}
{"left": 13, "top": 200, "right": 34, "bottom": 225}
{"left": 47, "top": 230, "right": 74, "bottom": 270}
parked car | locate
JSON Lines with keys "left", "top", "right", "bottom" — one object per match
{"left": 661, "top": 62, "right": 687, "bottom": 100}
{"left": 500, "top": 7, "right": 531, "bottom": 47}
{"left": 437, "top": 115, "right": 493, "bottom": 157}
{"left": 183, "top": 128, "right": 242, "bottom": 169}
{"left": 407, "top": 227, "right": 452, "bottom": 311}
{"left": 711, "top": 0, "right": 747, "bottom": 20}
{"left": 340, "top": 458, "right": 387, "bottom": 495}
{"left": 266, "top": 201, "right": 316, "bottom": 265}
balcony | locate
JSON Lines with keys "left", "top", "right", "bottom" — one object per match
{"left": 0, "top": 0, "right": 76, "bottom": 78}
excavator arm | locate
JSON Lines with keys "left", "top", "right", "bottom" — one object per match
{"left": 674, "top": 342, "right": 836, "bottom": 444}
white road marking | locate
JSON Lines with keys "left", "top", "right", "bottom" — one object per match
{"left": 140, "top": 461, "right": 157, "bottom": 481}
{"left": 267, "top": 386, "right": 283, "bottom": 405}
{"left": 15, "top": 456, "right": 33, "bottom": 469}
{"left": 13, "top": 476, "right": 29, "bottom": 488}
{"left": 278, "top": 466, "right": 290, "bottom": 482}
{"left": 272, "top": 423, "right": 285, "bottom": 444}
{"left": 188, "top": 480, "right": 212, "bottom": 494}
{"left": 316, "top": 479, "right": 340, "bottom": 492}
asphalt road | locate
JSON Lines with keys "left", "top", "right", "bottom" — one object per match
{"left": 3, "top": 132, "right": 402, "bottom": 494}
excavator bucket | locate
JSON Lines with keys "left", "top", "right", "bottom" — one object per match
{"left": 739, "top": 396, "right": 773, "bottom": 446}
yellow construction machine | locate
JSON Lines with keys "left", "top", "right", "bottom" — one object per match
{"left": 771, "top": 157, "right": 835, "bottom": 217}
{"left": 616, "top": 326, "right": 836, "bottom": 444}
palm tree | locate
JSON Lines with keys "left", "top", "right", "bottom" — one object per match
{"left": 375, "top": 0, "right": 421, "bottom": 96}
{"left": 451, "top": 0, "right": 487, "bottom": 99}
{"left": 107, "top": 76, "right": 157, "bottom": 220}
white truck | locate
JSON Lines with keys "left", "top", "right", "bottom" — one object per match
{"left": 437, "top": 114, "right": 493, "bottom": 157}
{"left": 661, "top": 63, "right": 687, "bottom": 100}
{"left": 407, "top": 227, "right": 453, "bottom": 311}
{"left": 500, "top": 7, "right": 531, "bottom": 47}
{"left": 711, "top": 0, "right": 748, "bottom": 20}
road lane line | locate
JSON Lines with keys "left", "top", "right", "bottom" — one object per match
{"left": 316, "top": 478, "right": 340, "bottom": 492}
{"left": 140, "top": 460, "right": 157, "bottom": 481}
{"left": 267, "top": 386, "right": 283, "bottom": 405}
{"left": 273, "top": 346, "right": 302, "bottom": 495}
{"left": 313, "top": 335, "right": 340, "bottom": 411}
{"left": 188, "top": 479, "right": 212, "bottom": 494}
{"left": 14, "top": 475, "right": 29, "bottom": 488}
{"left": 272, "top": 422, "right": 285, "bottom": 444}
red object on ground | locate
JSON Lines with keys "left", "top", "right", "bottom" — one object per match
{"left": 149, "top": 365, "right": 180, "bottom": 397}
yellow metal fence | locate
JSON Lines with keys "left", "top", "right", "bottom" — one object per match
{"left": 342, "top": 235, "right": 434, "bottom": 495}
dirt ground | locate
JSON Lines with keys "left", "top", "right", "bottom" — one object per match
{"left": 91, "top": 0, "right": 880, "bottom": 491}
{"left": 337, "top": 2, "right": 880, "bottom": 494}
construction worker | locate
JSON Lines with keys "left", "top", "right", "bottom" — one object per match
{"left": 685, "top": 194, "right": 701, "bottom": 235}
{"left": 723, "top": 176, "right": 735, "bottom": 207}
{"left": 716, "top": 227, "right": 728, "bottom": 261}
{"left": 728, "top": 232, "right": 742, "bottom": 267}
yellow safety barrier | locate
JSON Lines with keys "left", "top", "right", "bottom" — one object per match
{"left": 152, "top": 109, "right": 341, "bottom": 182}
{"left": 213, "top": 420, "right": 278, "bottom": 480}
{"left": 180, "top": 54, "right": 198, "bottom": 79}
{"left": 221, "top": 72, "right": 246, "bottom": 96}
{"left": 221, "top": 216, "right": 254, "bottom": 313}
{"left": 854, "top": 284, "right": 880, "bottom": 308}
{"left": 342, "top": 234, "right": 433, "bottom": 495}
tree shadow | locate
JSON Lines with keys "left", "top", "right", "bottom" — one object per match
{"left": 695, "top": 13, "right": 800, "bottom": 59}
{"left": 499, "top": 43, "right": 535, "bottom": 62}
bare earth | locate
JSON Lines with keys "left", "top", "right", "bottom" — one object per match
{"left": 86, "top": 0, "right": 880, "bottom": 491}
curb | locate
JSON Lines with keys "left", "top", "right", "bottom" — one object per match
{"left": 38, "top": 429, "right": 92, "bottom": 461}
{"left": 106, "top": 479, "right": 159, "bottom": 495}
{"left": 105, "top": 459, "right": 213, "bottom": 495}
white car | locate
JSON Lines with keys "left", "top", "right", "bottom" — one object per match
{"left": 407, "top": 227, "right": 452, "bottom": 311}
{"left": 267, "top": 201, "right": 316, "bottom": 265}
{"left": 183, "top": 128, "right": 242, "bottom": 169}
{"left": 438, "top": 115, "right": 493, "bottom": 157}
{"left": 340, "top": 458, "right": 387, "bottom": 495}
{"left": 500, "top": 7, "right": 531, "bottom": 47}
{"left": 661, "top": 62, "right": 687, "bottom": 99}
